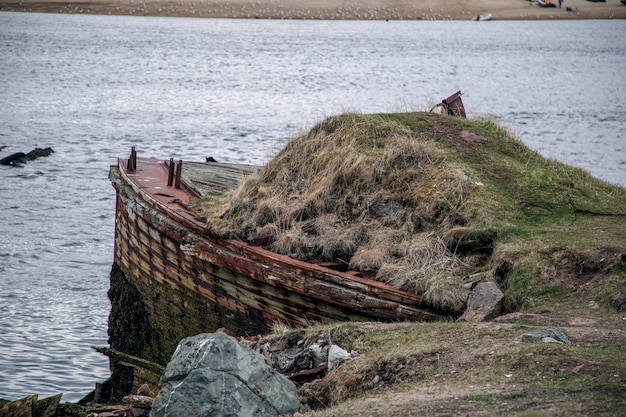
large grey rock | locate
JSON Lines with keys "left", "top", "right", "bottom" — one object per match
{"left": 458, "top": 281, "right": 504, "bottom": 322}
{"left": 150, "top": 332, "right": 302, "bottom": 417}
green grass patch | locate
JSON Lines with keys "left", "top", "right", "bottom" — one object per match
{"left": 467, "top": 393, "right": 495, "bottom": 405}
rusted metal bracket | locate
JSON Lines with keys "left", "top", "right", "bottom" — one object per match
{"left": 175, "top": 160, "right": 183, "bottom": 189}
{"left": 127, "top": 146, "right": 137, "bottom": 172}
{"left": 166, "top": 157, "right": 183, "bottom": 189}
{"left": 430, "top": 91, "right": 467, "bottom": 118}
{"left": 167, "top": 158, "right": 175, "bottom": 186}
{"left": 128, "top": 147, "right": 183, "bottom": 189}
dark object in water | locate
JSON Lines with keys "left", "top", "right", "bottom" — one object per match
{"left": 0, "top": 147, "right": 54, "bottom": 166}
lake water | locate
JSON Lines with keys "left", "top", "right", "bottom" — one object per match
{"left": 0, "top": 13, "right": 624, "bottom": 402}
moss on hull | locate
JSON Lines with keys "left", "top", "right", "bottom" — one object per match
{"left": 108, "top": 261, "right": 266, "bottom": 364}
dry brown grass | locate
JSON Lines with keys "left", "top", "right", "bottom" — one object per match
{"left": 252, "top": 308, "right": 626, "bottom": 416}
{"left": 194, "top": 111, "right": 626, "bottom": 315}
{"left": 198, "top": 112, "right": 489, "bottom": 313}
{"left": 189, "top": 110, "right": 626, "bottom": 416}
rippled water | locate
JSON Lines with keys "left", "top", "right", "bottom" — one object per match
{"left": 0, "top": 13, "right": 624, "bottom": 402}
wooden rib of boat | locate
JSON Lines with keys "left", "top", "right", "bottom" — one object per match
{"left": 109, "top": 149, "right": 442, "bottom": 360}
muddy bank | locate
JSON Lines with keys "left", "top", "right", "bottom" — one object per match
{"left": 1, "top": 0, "right": 625, "bottom": 20}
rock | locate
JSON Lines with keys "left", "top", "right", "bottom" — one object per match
{"left": 458, "top": 281, "right": 504, "bottom": 322}
{"left": 0, "top": 393, "right": 61, "bottom": 417}
{"left": 136, "top": 382, "right": 156, "bottom": 397}
{"left": 0, "top": 394, "right": 37, "bottom": 417}
{"left": 150, "top": 331, "right": 303, "bottom": 417}
{"left": 308, "top": 343, "right": 327, "bottom": 365}
{"left": 521, "top": 328, "right": 571, "bottom": 344}
{"left": 34, "top": 393, "right": 62, "bottom": 417}
{"left": 328, "top": 344, "right": 352, "bottom": 370}
{"left": 461, "top": 130, "right": 488, "bottom": 144}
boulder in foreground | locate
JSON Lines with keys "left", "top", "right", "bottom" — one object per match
{"left": 150, "top": 331, "right": 303, "bottom": 417}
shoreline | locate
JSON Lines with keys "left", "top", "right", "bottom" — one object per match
{"left": 1, "top": 0, "right": 625, "bottom": 20}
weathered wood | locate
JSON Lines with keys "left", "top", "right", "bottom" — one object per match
{"left": 191, "top": 240, "right": 437, "bottom": 321}
{"left": 93, "top": 346, "right": 165, "bottom": 379}
{"left": 122, "top": 395, "right": 154, "bottom": 408}
{"left": 109, "top": 157, "right": 443, "bottom": 365}
{"left": 181, "top": 160, "right": 259, "bottom": 196}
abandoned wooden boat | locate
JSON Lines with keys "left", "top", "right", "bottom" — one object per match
{"left": 108, "top": 148, "right": 441, "bottom": 365}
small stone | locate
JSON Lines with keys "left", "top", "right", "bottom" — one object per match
{"left": 458, "top": 282, "right": 504, "bottom": 322}
{"left": 521, "top": 328, "right": 571, "bottom": 344}
{"left": 0, "top": 395, "right": 37, "bottom": 417}
{"left": 136, "top": 382, "right": 155, "bottom": 397}
{"left": 328, "top": 344, "right": 352, "bottom": 370}
{"left": 308, "top": 343, "right": 327, "bottom": 365}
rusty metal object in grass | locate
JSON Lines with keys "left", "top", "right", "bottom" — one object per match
{"left": 431, "top": 90, "right": 467, "bottom": 118}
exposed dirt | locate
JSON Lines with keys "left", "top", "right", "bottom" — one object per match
{"left": 256, "top": 307, "right": 626, "bottom": 416}
{"left": 243, "top": 246, "right": 626, "bottom": 417}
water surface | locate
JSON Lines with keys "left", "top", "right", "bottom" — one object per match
{"left": 0, "top": 13, "right": 624, "bottom": 401}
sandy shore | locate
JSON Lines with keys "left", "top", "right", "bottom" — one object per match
{"left": 1, "top": 0, "right": 625, "bottom": 19}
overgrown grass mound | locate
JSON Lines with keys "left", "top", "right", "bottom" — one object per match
{"left": 194, "top": 112, "right": 626, "bottom": 314}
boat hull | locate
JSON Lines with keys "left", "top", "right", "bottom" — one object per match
{"left": 108, "top": 157, "right": 440, "bottom": 365}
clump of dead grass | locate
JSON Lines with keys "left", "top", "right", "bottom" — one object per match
{"left": 198, "top": 112, "right": 486, "bottom": 313}
{"left": 195, "top": 111, "right": 626, "bottom": 314}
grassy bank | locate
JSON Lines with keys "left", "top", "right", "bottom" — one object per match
{"left": 195, "top": 112, "right": 626, "bottom": 314}
{"left": 192, "top": 111, "right": 626, "bottom": 415}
